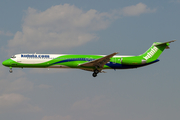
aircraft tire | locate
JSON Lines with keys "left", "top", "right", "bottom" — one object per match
{"left": 92, "top": 73, "right": 97, "bottom": 77}
{"left": 9, "top": 69, "right": 13, "bottom": 73}
{"left": 94, "top": 69, "right": 99, "bottom": 74}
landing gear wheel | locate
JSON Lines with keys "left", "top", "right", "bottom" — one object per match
{"left": 92, "top": 73, "right": 97, "bottom": 77}
{"left": 9, "top": 69, "right": 13, "bottom": 73}
{"left": 94, "top": 69, "right": 99, "bottom": 74}
{"left": 9, "top": 67, "right": 13, "bottom": 73}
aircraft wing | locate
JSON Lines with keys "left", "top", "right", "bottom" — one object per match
{"left": 78, "top": 52, "right": 118, "bottom": 69}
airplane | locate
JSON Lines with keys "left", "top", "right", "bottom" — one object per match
{"left": 2, "top": 40, "right": 175, "bottom": 77}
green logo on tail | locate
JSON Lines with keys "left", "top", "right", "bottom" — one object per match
{"left": 143, "top": 46, "right": 158, "bottom": 60}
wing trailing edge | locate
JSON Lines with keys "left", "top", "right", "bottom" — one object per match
{"left": 78, "top": 52, "right": 118, "bottom": 68}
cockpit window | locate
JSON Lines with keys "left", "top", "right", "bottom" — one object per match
{"left": 11, "top": 55, "right": 16, "bottom": 58}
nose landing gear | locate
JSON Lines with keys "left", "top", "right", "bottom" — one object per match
{"left": 9, "top": 67, "right": 13, "bottom": 73}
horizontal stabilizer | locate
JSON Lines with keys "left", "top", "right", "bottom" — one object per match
{"left": 154, "top": 40, "right": 176, "bottom": 49}
{"left": 140, "top": 40, "right": 176, "bottom": 60}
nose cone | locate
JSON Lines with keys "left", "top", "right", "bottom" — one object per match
{"left": 2, "top": 59, "right": 12, "bottom": 67}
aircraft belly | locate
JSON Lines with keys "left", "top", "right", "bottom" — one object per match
{"left": 48, "top": 65, "right": 70, "bottom": 68}
{"left": 106, "top": 59, "right": 159, "bottom": 69}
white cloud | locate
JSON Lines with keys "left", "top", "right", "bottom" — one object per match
{"left": 7, "top": 4, "right": 111, "bottom": 54}
{"left": 0, "top": 71, "right": 42, "bottom": 113}
{"left": 0, "top": 31, "right": 13, "bottom": 36}
{"left": 0, "top": 93, "right": 42, "bottom": 113}
{"left": 2, "top": 78, "right": 34, "bottom": 93}
{"left": 0, "top": 67, "right": 33, "bottom": 94}
{"left": 0, "top": 62, "right": 42, "bottom": 114}
{"left": 6, "top": 3, "right": 156, "bottom": 55}
{"left": 0, "top": 93, "right": 28, "bottom": 108}
{"left": 122, "top": 3, "right": 156, "bottom": 16}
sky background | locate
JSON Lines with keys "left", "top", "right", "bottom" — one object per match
{"left": 0, "top": 0, "right": 180, "bottom": 120}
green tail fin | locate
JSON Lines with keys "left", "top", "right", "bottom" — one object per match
{"left": 140, "top": 40, "right": 176, "bottom": 62}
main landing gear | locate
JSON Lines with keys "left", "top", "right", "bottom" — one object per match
{"left": 9, "top": 67, "right": 13, "bottom": 73}
{"left": 92, "top": 69, "right": 99, "bottom": 77}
